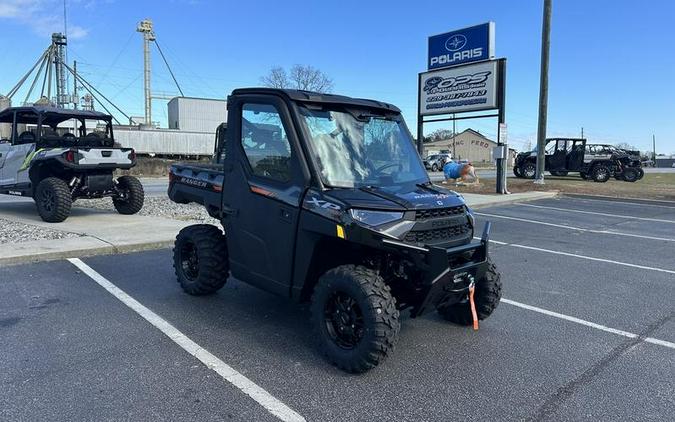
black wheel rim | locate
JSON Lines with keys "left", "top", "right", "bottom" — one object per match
{"left": 524, "top": 165, "right": 535, "bottom": 178}
{"left": 324, "top": 291, "right": 365, "bottom": 349}
{"left": 40, "top": 189, "right": 55, "bottom": 212}
{"left": 596, "top": 168, "right": 608, "bottom": 180}
{"left": 180, "top": 241, "right": 199, "bottom": 281}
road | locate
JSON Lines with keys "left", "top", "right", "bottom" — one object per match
{"left": 1, "top": 196, "right": 673, "bottom": 421}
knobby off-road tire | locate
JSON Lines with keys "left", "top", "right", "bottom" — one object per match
{"left": 522, "top": 163, "right": 536, "bottom": 179}
{"left": 113, "top": 175, "right": 145, "bottom": 215}
{"left": 35, "top": 177, "right": 72, "bottom": 223}
{"left": 550, "top": 170, "right": 568, "bottom": 177}
{"left": 173, "top": 224, "right": 229, "bottom": 295}
{"left": 310, "top": 265, "right": 400, "bottom": 373}
{"left": 437, "top": 259, "right": 502, "bottom": 325}
{"left": 622, "top": 167, "right": 639, "bottom": 182}
{"left": 513, "top": 165, "right": 523, "bottom": 178}
{"left": 580, "top": 172, "right": 589, "bottom": 180}
{"left": 591, "top": 165, "right": 611, "bottom": 183}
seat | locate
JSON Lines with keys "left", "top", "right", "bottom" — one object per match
{"left": 17, "top": 131, "right": 36, "bottom": 144}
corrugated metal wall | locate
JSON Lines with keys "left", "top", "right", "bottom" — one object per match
{"left": 167, "top": 97, "right": 227, "bottom": 133}
{"left": 114, "top": 126, "right": 214, "bottom": 156}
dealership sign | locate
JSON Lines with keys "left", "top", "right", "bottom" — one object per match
{"left": 428, "top": 22, "right": 495, "bottom": 70}
{"left": 419, "top": 60, "right": 499, "bottom": 116}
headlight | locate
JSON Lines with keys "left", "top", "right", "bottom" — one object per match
{"left": 349, "top": 209, "right": 403, "bottom": 227}
{"left": 466, "top": 206, "right": 476, "bottom": 228}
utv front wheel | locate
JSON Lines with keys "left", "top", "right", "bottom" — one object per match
{"left": 437, "top": 259, "right": 502, "bottom": 325}
{"left": 522, "top": 163, "right": 536, "bottom": 179}
{"left": 622, "top": 167, "right": 639, "bottom": 182}
{"left": 173, "top": 224, "right": 229, "bottom": 295}
{"left": 310, "top": 265, "right": 400, "bottom": 373}
{"left": 113, "top": 175, "right": 145, "bottom": 215}
{"left": 591, "top": 165, "right": 610, "bottom": 183}
{"left": 35, "top": 177, "right": 72, "bottom": 223}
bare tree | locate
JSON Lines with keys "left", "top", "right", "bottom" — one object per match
{"left": 260, "top": 66, "right": 288, "bottom": 89}
{"left": 260, "top": 64, "right": 334, "bottom": 93}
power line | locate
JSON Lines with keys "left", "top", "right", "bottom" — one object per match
{"left": 153, "top": 39, "right": 184, "bottom": 97}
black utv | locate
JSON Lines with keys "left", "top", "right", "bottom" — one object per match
{"left": 167, "top": 88, "right": 501, "bottom": 373}
{"left": 513, "top": 137, "right": 643, "bottom": 182}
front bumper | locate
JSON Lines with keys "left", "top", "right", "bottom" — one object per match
{"left": 410, "top": 221, "right": 491, "bottom": 317}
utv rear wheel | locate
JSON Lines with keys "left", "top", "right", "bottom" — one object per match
{"left": 436, "top": 259, "right": 502, "bottom": 325}
{"left": 637, "top": 168, "right": 645, "bottom": 180}
{"left": 622, "top": 167, "right": 639, "bottom": 182}
{"left": 35, "top": 177, "right": 72, "bottom": 223}
{"left": 173, "top": 224, "right": 229, "bottom": 295}
{"left": 592, "top": 165, "right": 610, "bottom": 183}
{"left": 513, "top": 166, "right": 523, "bottom": 178}
{"left": 580, "top": 172, "right": 589, "bottom": 180}
{"left": 522, "top": 163, "right": 536, "bottom": 179}
{"left": 431, "top": 163, "right": 439, "bottom": 172}
{"left": 310, "top": 265, "right": 400, "bottom": 373}
{"left": 113, "top": 176, "right": 144, "bottom": 214}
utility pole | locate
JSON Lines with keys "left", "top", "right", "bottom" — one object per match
{"left": 652, "top": 134, "right": 656, "bottom": 162}
{"left": 73, "top": 60, "right": 78, "bottom": 109}
{"left": 137, "top": 19, "right": 155, "bottom": 126}
{"left": 452, "top": 114, "right": 456, "bottom": 159}
{"left": 534, "top": 0, "right": 552, "bottom": 184}
{"left": 581, "top": 127, "right": 584, "bottom": 138}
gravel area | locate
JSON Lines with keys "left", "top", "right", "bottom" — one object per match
{"left": 74, "top": 197, "right": 217, "bottom": 222}
{"left": 0, "top": 218, "right": 80, "bottom": 244}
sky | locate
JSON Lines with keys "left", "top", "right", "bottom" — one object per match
{"left": 1, "top": 0, "right": 674, "bottom": 153}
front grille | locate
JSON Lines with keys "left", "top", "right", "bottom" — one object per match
{"left": 404, "top": 223, "right": 472, "bottom": 245}
{"left": 415, "top": 206, "right": 464, "bottom": 220}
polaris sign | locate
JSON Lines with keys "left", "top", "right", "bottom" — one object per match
{"left": 428, "top": 22, "right": 495, "bottom": 70}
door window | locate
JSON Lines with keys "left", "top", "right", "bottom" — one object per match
{"left": 241, "top": 103, "right": 292, "bottom": 182}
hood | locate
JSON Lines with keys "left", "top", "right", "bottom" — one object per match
{"left": 327, "top": 183, "right": 466, "bottom": 211}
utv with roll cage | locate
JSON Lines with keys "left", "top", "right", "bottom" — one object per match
{"left": 168, "top": 88, "right": 501, "bottom": 373}
{"left": 0, "top": 106, "right": 143, "bottom": 222}
{"left": 513, "top": 138, "right": 643, "bottom": 182}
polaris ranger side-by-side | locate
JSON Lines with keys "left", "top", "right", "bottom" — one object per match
{"left": 0, "top": 106, "right": 144, "bottom": 222}
{"left": 168, "top": 88, "right": 501, "bottom": 373}
{"left": 513, "top": 137, "right": 644, "bottom": 182}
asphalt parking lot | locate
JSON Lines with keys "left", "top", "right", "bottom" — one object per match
{"left": 1, "top": 196, "right": 673, "bottom": 421}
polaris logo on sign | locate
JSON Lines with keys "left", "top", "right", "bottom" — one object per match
{"left": 428, "top": 22, "right": 495, "bottom": 70}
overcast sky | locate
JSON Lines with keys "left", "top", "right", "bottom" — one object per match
{"left": 1, "top": 0, "right": 673, "bottom": 153}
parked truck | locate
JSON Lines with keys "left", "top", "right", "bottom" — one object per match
{"left": 167, "top": 88, "right": 501, "bottom": 373}
{"left": 0, "top": 106, "right": 144, "bottom": 222}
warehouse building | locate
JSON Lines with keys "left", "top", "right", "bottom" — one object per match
{"left": 168, "top": 97, "right": 227, "bottom": 132}
{"left": 424, "top": 128, "right": 516, "bottom": 165}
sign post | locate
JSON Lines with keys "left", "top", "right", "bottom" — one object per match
{"left": 417, "top": 22, "right": 507, "bottom": 194}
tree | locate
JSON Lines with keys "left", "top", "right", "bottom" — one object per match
{"left": 615, "top": 142, "right": 638, "bottom": 152}
{"left": 423, "top": 128, "right": 454, "bottom": 143}
{"left": 260, "top": 65, "right": 334, "bottom": 93}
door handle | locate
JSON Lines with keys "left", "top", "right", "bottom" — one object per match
{"left": 222, "top": 204, "right": 237, "bottom": 216}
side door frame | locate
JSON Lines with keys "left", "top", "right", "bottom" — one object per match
{"left": 221, "top": 93, "right": 312, "bottom": 296}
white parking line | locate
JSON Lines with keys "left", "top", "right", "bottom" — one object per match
{"left": 478, "top": 238, "right": 675, "bottom": 275}
{"left": 566, "top": 196, "right": 675, "bottom": 210}
{"left": 502, "top": 298, "right": 675, "bottom": 350}
{"left": 520, "top": 203, "right": 675, "bottom": 223}
{"left": 476, "top": 212, "right": 675, "bottom": 242}
{"left": 68, "top": 258, "right": 305, "bottom": 422}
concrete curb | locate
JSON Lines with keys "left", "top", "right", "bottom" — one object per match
{"left": 0, "top": 237, "right": 174, "bottom": 267}
{"left": 465, "top": 191, "right": 559, "bottom": 210}
{"left": 562, "top": 193, "right": 675, "bottom": 207}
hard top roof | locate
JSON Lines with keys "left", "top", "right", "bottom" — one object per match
{"left": 0, "top": 106, "right": 111, "bottom": 125}
{"left": 230, "top": 88, "right": 401, "bottom": 113}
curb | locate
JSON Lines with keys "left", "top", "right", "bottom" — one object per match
{"left": 0, "top": 239, "right": 174, "bottom": 267}
{"left": 467, "top": 191, "right": 560, "bottom": 210}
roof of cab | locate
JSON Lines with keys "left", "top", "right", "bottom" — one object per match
{"left": 0, "top": 106, "right": 111, "bottom": 124}
{"left": 230, "top": 88, "right": 401, "bottom": 113}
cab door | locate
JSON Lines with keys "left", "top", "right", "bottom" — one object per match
{"left": 221, "top": 96, "right": 309, "bottom": 296}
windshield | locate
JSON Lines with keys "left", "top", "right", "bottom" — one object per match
{"left": 299, "top": 106, "right": 428, "bottom": 188}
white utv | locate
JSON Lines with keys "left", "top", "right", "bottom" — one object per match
{"left": 0, "top": 106, "right": 144, "bottom": 222}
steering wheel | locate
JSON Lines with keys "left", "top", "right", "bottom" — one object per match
{"left": 374, "top": 162, "right": 402, "bottom": 174}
